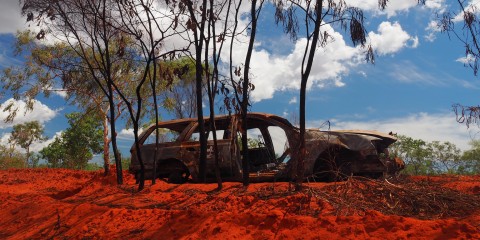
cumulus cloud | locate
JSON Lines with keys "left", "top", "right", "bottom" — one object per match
{"left": 116, "top": 128, "right": 145, "bottom": 140}
{"left": 226, "top": 20, "right": 415, "bottom": 102}
{"left": 322, "top": 112, "right": 477, "bottom": 151}
{"left": 228, "top": 23, "right": 361, "bottom": 102}
{"left": 344, "top": 0, "right": 445, "bottom": 17}
{"left": 345, "top": 0, "right": 417, "bottom": 17}
{"left": 452, "top": 0, "right": 480, "bottom": 22}
{"left": 0, "top": 131, "right": 61, "bottom": 153}
{"left": 424, "top": 0, "right": 446, "bottom": 11}
{"left": 0, "top": 1, "right": 26, "bottom": 34}
{"left": 0, "top": 98, "right": 58, "bottom": 129}
{"left": 30, "top": 131, "right": 62, "bottom": 153}
{"left": 368, "top": 22, "right": 416, "bottom": 55}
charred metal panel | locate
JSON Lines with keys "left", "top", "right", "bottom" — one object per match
{"left": 129, "top": 113, "right": 402, "bottom": 183}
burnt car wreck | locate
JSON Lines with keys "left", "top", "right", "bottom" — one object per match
{"left": 129, "top": 113, "right": 403, "bottom": 183}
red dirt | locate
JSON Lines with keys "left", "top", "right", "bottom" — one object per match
{"left": 1, "top": 168, "right": 480, "bottom": 239}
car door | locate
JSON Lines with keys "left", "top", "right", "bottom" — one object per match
{"left": 183, "top": 116, "right": 238, "bottom": 179}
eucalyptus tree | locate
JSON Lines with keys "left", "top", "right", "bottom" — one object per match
{"left": 428, "top": 141, "right": 462, "bottom": 174}
{"left": 182, "top": 0, "right": 210, "bottom": 183}
{"left": 239, "top": 0, "right": 264, "bottom": 186}
{"left": 199, "top": 0, "right": 245, "bottom": 189}
{"left": 40, "top": 112, "right": 103, "bottom": 169}
{"left": 9, "top": 121, "right": 46, "bottom": 167}
{"left": 1, "top": 30, "right": 127, "bottom": 176}
{"left": 20, "top": 0, "right": 187, "bottom": 190}
{"left": 20, "top": 0, "right": 133, "bottom": 184}
{"left": 390, "top": 135, "right": 434, "bottom": 175}
{"left": 273, "top": 0, "right": 379, "bottom": 189}
{"left": 461, "top": 140, "right": 480, "bottom": 174}
{"left": 0, "top": 144, "right": 25, "bottom": 170}
{"left": 163, "top": 58, "right": 198, "bottom": 119}
{"left": 179, "top": 0, "right": 264, "bottom": 186}
{"left": 113, "top": 0, "right": 190, "bottom": 187}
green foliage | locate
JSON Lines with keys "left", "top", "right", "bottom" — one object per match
{"left": 121, "top": 156, "right": 131, "bottom": 171}
{"left": 162, "top": 57, "right": 200, "bottom": 119}
{"left": 40, "top": 137, "right": 65, "bottom": 168}
{"left": 236, "top": 136, "right": 263, "bottom": 150}
{"left": 460, "top": 140, "right": 480, "bottom": 174}
{"left": 391, "top": 135, "right": 478, "bottom": 175}
{"left": 40, "top": 112, "right": 103, "bottom": 169}
{"left": 390, "top": 135, "right": 432, "bottom": 175}
{"left": 84, "top": 162, "right": 103, "bottom": 171}
{"left": 9, "top": 121, "right": 46, "bottom": 167}
{"left": 428, "top": 141, "right": 461, "bottom": 174}
{"left": 248, "top": 138, "right": 262, "bottom": 148}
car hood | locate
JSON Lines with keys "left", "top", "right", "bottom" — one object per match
{"left": 305, "top": 129, "right": 396, "bottom": 152}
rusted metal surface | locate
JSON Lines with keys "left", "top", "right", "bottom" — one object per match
{"left": 129, "top": 112, "right": 402, "bottom": 183}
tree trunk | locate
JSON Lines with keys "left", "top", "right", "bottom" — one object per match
{"left": 240, "top": 0, "right": 261, "bottom": 187}
{"left": 25, "top": 146, "right": 30, "bottom": 168}
{"left": 296, "top": 0, "right": 323, "bottom": 191}
{"left": 196, "top": 61, "right": 207, "bottom": 183}
{"left": 187, "top": 0, "right": 209, "bottom": 183}
{"left": 102, "top": 114, "right": 111, "bottom": 176}
{"left": 108, "top": 86, "right": 123, "bottom": 184}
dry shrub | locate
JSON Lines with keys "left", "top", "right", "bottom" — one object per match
{"left": 306, "top": 176, "right": 480, "bottom": 219}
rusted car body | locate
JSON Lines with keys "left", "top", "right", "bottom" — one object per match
{"left": 129, "top": 113, "right": 402, "bottom": 183}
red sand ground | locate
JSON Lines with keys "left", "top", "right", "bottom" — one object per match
{"left": 1, "top": 168, "right": 479, "bottom": 239}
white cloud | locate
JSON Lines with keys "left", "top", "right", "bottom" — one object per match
{"left": 409, "top": 36, "right": 420, "bottom": 48}
{"left": 345, "top": 0, "right": 417, "bottom": 17}
{"left": 424, "top": 0, "right": 446, "bottom": 11}
{"left": 425, "top": 20, "right": 441, "bottom": 42}
{"left": 228, "top": 23, "right": 362, "bottom": 102}
{"left": 0, "top": 1, "right": 26, "bottom": 34}
{"left": 0, "top": 131, "right": 61, "bottom": 153}
{"left": 47, "top": 88, "right": 69, "bottom": 99}
{"left": 452, "top": 0, "right": 480, "bottom": 22}
{"left": 456, "top": 54, "right": 475, "bottom": 64}
{"left": 368, "top": 22, "right": 415, "bottom": 55}
{"left": 289, "top": 97, "right": 297, "bottom": 104}
{"left": 344, "top": 0, "right": 445, "bottom": 17}
{"left": 117, "top": 128, "right": 145, "bottom": 140}
{"left": 376, "top": 1, "right": 418, "bottom": 17}
{"left": 225, "top": 20, "right": 415, "bottom": 102}
{"left": 30, "top": 131, "right": 62, "bottom": 152}
{"left": 323, "top": 112, "right": 477, "bottom": 151}
{"left": 0, "top": 133, "right": 10, "bottom": 146}
{"left": 0, "top": 98, "right": 58, "bottom": 129}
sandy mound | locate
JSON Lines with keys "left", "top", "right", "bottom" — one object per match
{"left": 1, "top": 168, "right": 479, "bottom": 239}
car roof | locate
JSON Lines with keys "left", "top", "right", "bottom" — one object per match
{"left": 143, "top": 112, "right": 294, "bottom": 130}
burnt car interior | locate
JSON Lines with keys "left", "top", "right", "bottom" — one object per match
{"left": 157, "top": 116, "right": 292, "bottom": 177}
{"left": 241, "top": 119, "right": 292, "bottom": 173}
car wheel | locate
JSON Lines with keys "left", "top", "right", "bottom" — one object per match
{"left": 167, "top": 169, "right": 189, "bottom": 184}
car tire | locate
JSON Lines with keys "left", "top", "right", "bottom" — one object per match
{"left": 167, "top": 170, "right": 188, "bottom": 184}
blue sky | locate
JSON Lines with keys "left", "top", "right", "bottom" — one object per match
{"left": 1, "top": 0, "right": 480, "bottom": 157}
